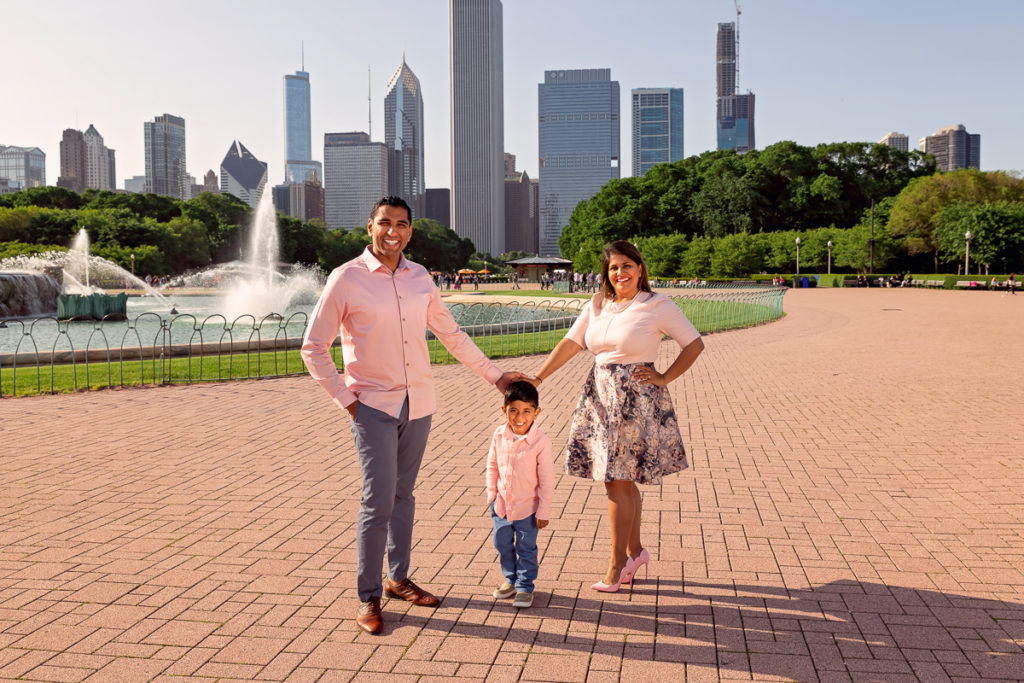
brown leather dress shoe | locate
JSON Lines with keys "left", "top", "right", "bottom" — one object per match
{"left": 383, "top": 577, "right": 441, "bottom": 607}
{"left": 356, "top": 597, "right": 383, "bottom": 634}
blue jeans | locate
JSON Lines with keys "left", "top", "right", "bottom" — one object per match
{"left": 491, "top": 503, "right": 539, "bottom": 593}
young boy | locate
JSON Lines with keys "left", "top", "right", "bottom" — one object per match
{"left": 486, "top": 381, "right": 554, "bottom": 608}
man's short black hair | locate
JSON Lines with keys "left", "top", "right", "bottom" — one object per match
{"left": 369, "top": 196, "right": 412, "bottom": 222}
{"left": 504, "top": 380, "right": 539, "bottom": 407}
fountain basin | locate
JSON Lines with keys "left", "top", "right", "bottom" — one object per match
{"left": 57, "top": 293, "right": 128, "bottom": 321}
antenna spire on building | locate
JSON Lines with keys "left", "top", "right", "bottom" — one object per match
{"left": 301, "top": 40, "right": 304, "bottom": 71}
{"left": 734, "top": 0, "right": 741, "bottom": 91}
{"left": 368, "top": 65, "right": 372, "bottom": 139}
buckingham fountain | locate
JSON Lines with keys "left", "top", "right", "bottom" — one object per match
{"left": 0, "top": 190, "right": 320, "bottom": 322}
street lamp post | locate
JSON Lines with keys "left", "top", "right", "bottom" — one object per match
{"left": 827, "top": 240, "right": 833, "bottom": 275}
{"left": 869, "top": 199, "right": 875, "bottom": 275}
{"left": 964, "top": 231, "right": 971, "bottom": 276}
{"left": 795, "top": 237, "right": 801, "bottom": 280}
{"left": 130, "top": 253, "right": 135, "bottom": 278}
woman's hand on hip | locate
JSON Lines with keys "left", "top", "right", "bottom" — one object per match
{"left": 634, "top": 366, "right": 668, "bottom": 387}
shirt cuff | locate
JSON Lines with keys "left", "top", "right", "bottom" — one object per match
{"left": 484, "top": 364, "right": 503, "bottom": 385}
{"left": 333, "top": 387, "right": 358, "bottom": 411}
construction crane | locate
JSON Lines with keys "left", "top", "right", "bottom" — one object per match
{"left": 734, "top": 0, "right": 741, "bottom": 92}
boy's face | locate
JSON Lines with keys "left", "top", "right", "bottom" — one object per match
{"left": 503, "top": 400, "right": 540, "bottom": 435}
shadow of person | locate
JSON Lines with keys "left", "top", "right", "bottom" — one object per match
{"left": 396, "top": 579, "right": 1024, "bottom": 680}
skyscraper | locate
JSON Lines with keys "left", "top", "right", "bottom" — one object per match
{"left": 919, "top": 125, "right": 980, "bottom": 171}
{"left": 220, "top": 140, "right": 268, "bottom": 208}
{"left": 0, "top": 145, "right": 45, "bottom": 190}
{"left": 449, "top": 0, "right": 505, "bottom": 256}
{"left": 716, "top": 22, "right": 755, "bottom": 153}
{"left": 538, "top": 68, "right": 620, "bottom": 257}
{"left": 423, "top": 188, "right": 451, "bottom": 227}
{"left": 323, "top": 132, "right": 387, "bottom": 230}
{"left": 505, "top": 158, "right": 538, "bottom": 255}
{"left": 284, "top": 68, "right": 321, "bottom": 184}
{"left": 57, "top": 129, "right": 86, "bottom": 193}
{"left": 203, "top": 170, "right": 219, "bottom": 194}
{"left": 83, "top": 125, "right": 113, "bottom": 191}
{"left": 59, "top": 126, "right": 114, "bottom": 192}
{"left": 384, "top": 57, "right": 425, "bottom": 215}
{"left": 144, "top": 113, "right": 187, "bottom": 199}
{"left": 631, "top": 88, "right": 684, "bottom": 176}
{"left": 879, "top": 132, "right": 909, "bottom": 152}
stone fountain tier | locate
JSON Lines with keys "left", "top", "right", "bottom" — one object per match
{"left": 57, "top": 293, "right": 128, "bottom": 320}
{"left": 0, "top": 272, "right": 62, "bottom": 318}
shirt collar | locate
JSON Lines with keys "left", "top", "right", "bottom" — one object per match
{"left": 499, "top": 421, "right": 541, "bottom": 445}
{"left": 361, "top": 245, "right": 410, "bottom": 273}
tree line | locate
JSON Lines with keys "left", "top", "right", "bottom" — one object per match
{"left": 561, "top": 142, "right": 1024, "bottom": 276}
{"left": 0, "top": 187, "right": 477, "bottom": 276}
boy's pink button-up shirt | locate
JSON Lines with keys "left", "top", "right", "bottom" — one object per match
{"left": 301, "top": 247, "right": 503, "bottom": 420}
{"left": 486, "top": 423, "right": 554, "bottom": 522}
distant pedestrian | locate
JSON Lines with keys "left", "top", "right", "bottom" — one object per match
{"left": 1009, "top": 273, "right": 1017, "bottom": 296}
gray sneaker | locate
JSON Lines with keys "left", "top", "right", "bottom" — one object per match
{"left": 512, "top": 591, "right": 533, "bottom": 608}
{"left": 493, "top": 581, "right": 515, "bottom": 599}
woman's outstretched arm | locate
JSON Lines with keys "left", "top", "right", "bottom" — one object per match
{"left": 530, "top": 337, "right": 584, "bottom": 385}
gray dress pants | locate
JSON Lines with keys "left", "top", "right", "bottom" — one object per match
{"left": 349, "top": 398, "right": 432, "bottom": 602}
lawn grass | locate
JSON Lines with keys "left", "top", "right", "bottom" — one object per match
{"left": 2, "top": 297, "right": 782, "bottom": 398}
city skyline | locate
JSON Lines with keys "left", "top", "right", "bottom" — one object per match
{"left": 3, "top": 0, "right": 1022, "bottom": 197}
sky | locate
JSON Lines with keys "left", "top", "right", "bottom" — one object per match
{"left": 3, "top": 0, "right": 1022, "bottom": 191}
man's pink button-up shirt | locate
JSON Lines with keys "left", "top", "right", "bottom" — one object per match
{"left": 486, "top": 423, "right": 554, "bottom": 522}
{"left": 301, "top": 247, "right": 503, "bottom": 420}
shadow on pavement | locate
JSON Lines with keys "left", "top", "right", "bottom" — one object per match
{"left": 397, "top": 579, "right": 1024, "bottom": 679}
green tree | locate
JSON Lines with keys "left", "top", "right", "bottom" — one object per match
{"left": 634, "top": 233, "right": 688, "bottom": 278}
{"left": 710, "top": 232, "right": 765, "bottom": 277}
{"left": 679, "top": 236, "right": 714, "bottom": 277}
{"left": 406, "top": 218, "right": 475, "bottom": 271}
{"left": 0, "top": 186, "right": 85, "bottom": 210}
{"left": 0, "top": 241, "right": 66, "bottom": 261}
{"left": 934, "top": 201, "right": 1024, "bottom": 274}
{"left": 181, "top": 192, "right": 251, "bottom": 261}
{"left": 317, "top": 228, "right": 370, "bottom": 272}
{"left": 887, "top": 169, "right": 1024, "bottom": 270}
{"left": 832, "top": 223, "right": 898, "bottom": 273}
{"left": 82, "top": 190, "right": 182, "bottom": 222}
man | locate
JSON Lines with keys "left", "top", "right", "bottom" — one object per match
{"left": 301, "top": 196, "right": 523, "bottom": 635}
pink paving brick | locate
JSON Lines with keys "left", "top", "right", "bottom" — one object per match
{"left": 1, "top": 289, "right": 1023, "bottom": 681}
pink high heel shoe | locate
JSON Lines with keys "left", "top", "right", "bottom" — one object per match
{"left": 591, "top": 557, "right": 634, "bottom": 593}
{"left": 622, "top": 549, "right": 650, "bottom": 585}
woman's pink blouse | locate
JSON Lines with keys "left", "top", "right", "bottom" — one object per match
{"left": 565, "top": 291, "right": 700, "bottom": 366}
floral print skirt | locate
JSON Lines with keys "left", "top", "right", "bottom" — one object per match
{"left": 564, "top": 362, "right": 688, "bottom": 485}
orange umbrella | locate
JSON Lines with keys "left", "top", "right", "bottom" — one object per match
{"left": 477, "top": 269, "right": 492, "bottom": 274}
{"left": 458, "top": 268, "right": 475, "bottom": 274}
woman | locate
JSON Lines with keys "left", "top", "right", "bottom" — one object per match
{"left": 530, "top": 241, "right": 704, "bottom": 592}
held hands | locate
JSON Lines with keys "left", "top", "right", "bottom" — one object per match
{"left": 634, "top": 366, "right": 668, "bottom": 387}
{"left": 346, "top": 401, "right": 359, "bottom": 418}
{"left": 536, "top": 518, "right": 548, "bottom": 530}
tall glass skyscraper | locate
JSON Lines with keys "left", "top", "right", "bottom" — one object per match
{"left": 538, "top": 68, "right": 620, "bottom": 257}
{"left": 449, "top": 0, "right": 505, "bottom": 256}
{"left": 384, "top": 57, "right": 424, "bottom": 214}
{"left": 631, "top": 88, "right": 684, "bottom": 176}
{"left": 716, "top": 22, "right": 755, "bottom": 153}
{"left": 144, "top": 113, "right": 187, "bottom": 199}
{"left": 284, "top": 69, "right": 321, "bottom": 183}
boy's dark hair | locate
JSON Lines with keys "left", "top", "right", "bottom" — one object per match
{"left": 504, "top": 380, "right": 539, "bottom": 407}
{"left": 369, "top": 195, "right": 412, "bottom": 222}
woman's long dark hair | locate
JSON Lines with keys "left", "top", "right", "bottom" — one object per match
{"left": 600, "top": 240, "right": 652, "bottom": 300}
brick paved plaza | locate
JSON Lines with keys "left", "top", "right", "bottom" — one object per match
{"left": 1, "top": 288, "right": 1023, "bottom": 682}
